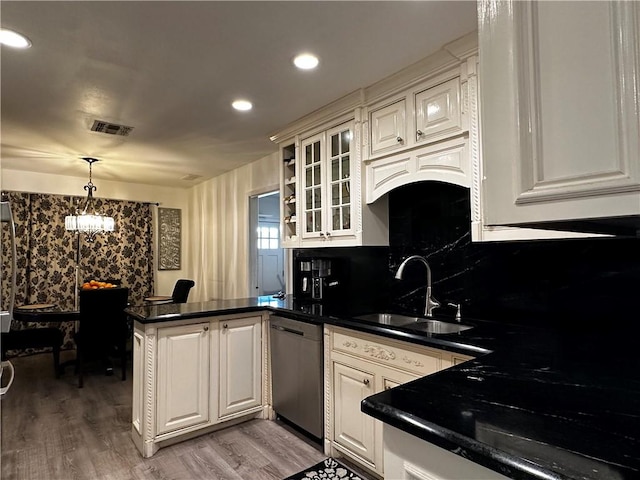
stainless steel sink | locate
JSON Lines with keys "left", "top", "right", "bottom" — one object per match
{"left": 354, "top": 313, "right": 420, "bottom": 327}
{"left": 407, "top": 319, "right": 473, "bottom": 334}
{"left": 354, "top": 313, "right": 473, "bottom": 334}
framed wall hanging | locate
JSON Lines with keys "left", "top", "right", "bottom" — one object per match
{"left": 158, "top": 207, "right": 181, "bottom": 270}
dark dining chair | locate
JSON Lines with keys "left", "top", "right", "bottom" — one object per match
{"left": 171, "top": 279, "right": 195, "bottom": 303}
{"left": 144, "top": 279, "right": 195, "bottom": 304}
{"left": 76, "top": 287, "right": 130, "bottom": 388}
{"left": 1, "top": 326, "right": 64, "bottom": 378}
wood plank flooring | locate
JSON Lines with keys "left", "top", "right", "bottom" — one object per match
{"left": 0, "top": 352, "right": 331, "bottom": 480}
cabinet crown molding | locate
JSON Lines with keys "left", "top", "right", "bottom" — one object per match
{"left": 270, "top": 30, "right": 478, "bottom": 144}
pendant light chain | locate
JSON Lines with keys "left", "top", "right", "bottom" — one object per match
{"left": 65, "top": 157, "right": 115, "bottom": 241}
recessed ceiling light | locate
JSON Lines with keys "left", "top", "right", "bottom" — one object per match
{"left": 293, "top": 53, "right": 319, "bottom": 70}
{"left": 232, "top": 99, "right": 253, "bottom": 111}
{"left": 0, "top": 29, "right": 32, "bottom": 49}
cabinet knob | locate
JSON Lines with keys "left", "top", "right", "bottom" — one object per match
{"left": 416, "top": 130, "right": 423, "bottom": 137}
{"left": 396, "top": 136, "right": 403, "bottom": 143}
{"left": 325, "top": 231, "right": 331, "bottom": 237}
{"left": 203, "top": 326, "right": 209, "bottom": 332}
{"left": 363, "top": 379, "right": 370, "bottom": 386}
{"left": 223, "top": 323, "right": 228, "bottom": 329}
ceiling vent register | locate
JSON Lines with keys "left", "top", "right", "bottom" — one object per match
{"left": 181, "top": 174, "right": 202, "bottom": 181}
{"left": 90, "top": 120, "right": 134, "bottom": 136}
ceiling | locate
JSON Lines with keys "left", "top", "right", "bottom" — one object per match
{"left": 0, "top": 1, "right": 477, "bottom": 188}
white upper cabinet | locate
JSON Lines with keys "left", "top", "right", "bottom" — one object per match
{"left": 366, "top": 72, "right": 467, "bottom": 163}
{"left": 300, "top": 122, "right": 356, "bottom": 242}
{"left": 275, "top": 106, "right": 389, "bottom": 248}
{"left": 479, "top": 0, "right": 640, "bottom": 230}
{"left": 414, "top": 77, "right": 463, "bottom": 146}
{"left": 370, "top": 100, "right": 407, "bottom": 156}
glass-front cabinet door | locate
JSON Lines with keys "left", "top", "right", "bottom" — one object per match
{"left": 301, "top": 133, "right": 324, "bottom": 239}
{"left": 326, "top": 122, "right": 354, "bottom": 237}
{"left": 300, "top": 121, "right": 356, "bottom": 242}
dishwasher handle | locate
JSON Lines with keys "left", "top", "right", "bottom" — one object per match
{"left": 271, "top": 324, "right": 304, "bottom": 336}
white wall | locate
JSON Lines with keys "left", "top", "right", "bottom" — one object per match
{"left": 3, "top": 150, "right": 281, "bottom": 303}
{"left": 2, "top": 169, "right": 189, "bottom": 296}
{"left": 186, "top": 152, "right": 279, "bottom": 301}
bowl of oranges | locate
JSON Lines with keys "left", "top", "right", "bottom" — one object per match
{"left": 81, "top": 279, "right": 117, "bottom": 290}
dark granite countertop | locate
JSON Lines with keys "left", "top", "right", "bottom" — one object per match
{"left": 125, "top": 296, "right": 497, "bottom": 356}
{"left": 125, "top": 296, "right": 640, "bottom": 480}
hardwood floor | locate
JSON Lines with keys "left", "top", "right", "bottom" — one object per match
{"left": 1, "top": 352, "right": 328, "bottom": 480}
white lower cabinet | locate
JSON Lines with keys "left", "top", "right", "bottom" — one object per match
{"left": 132, "top": 312, "right": 267, "bottom": 458}
{"left": 156, "top": 322, "right": 210, "bottom": 435}
{"left": 218, "top": 315, "right": 262, "bottom": 417}
{"left": 333, "top": 361, "right": 377, "bottom": 465}
{"left": 325, "top": 326, "right": 474, "bottom": 477}
{"left": 384, "top": 424, "right": 510, "bottom": 480}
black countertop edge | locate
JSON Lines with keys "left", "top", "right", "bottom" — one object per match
{"left": 126, "top": 305, "right": 268, "bottom": 323}
{"left": 125, "top": 299, "right": 493, "bottom": 357}
{"left": 361, "top": 398, "right": 566, "bottom": 480}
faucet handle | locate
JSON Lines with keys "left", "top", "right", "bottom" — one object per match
{"left": 447, "top": 303, "right": 462, "bottom": 322}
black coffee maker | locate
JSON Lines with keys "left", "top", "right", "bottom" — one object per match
{"left": 294, "top": 257, "right": 344, "bottom": 303}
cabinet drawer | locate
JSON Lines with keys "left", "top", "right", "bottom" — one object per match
{"left": 332, "top": 328, "right": 443, "bottom": 376}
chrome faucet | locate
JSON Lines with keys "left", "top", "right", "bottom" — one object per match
{"left": 394, "top": 255, "right": 440, "bottom": 317}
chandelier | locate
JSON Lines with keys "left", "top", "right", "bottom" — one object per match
{"left": 65, "top": 157, "right": 115, "bottom": 241}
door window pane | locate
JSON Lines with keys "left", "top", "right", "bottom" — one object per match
{"left": 331, "top": 134, "right": 339, "bottom": 157}
{"left": 332, "top": 159, "right": 340, "bottom": 181}
{"left": 332, "top": 184, "right": 340, "bottom": 206}
{"left": 314, "top": 211, "right": 322, "bottom": 231}
{"left": 342, "top": 207, "right": 351, "bottom": 229}
{"left": 341, "top": 130, "right": 351, "bottom": 153}
{"left": 332, "top": 208, "right": 341, "bottom": 230}
{"left": 313, "top": 165, "right": 320, "bottom": 186}
{"left": 306, "top": 189, "right": 312, "bottom": 208}
{"left": 342, "top": 182, "right": 350, "bottom": 205}
{"left": 342, "top": 156, "right": 350, "bottom": 177}
{"left": 306, "top": 167, "right": 312, "bottom": 187}
{"left": 305, "top": 145, "right": 312, "bottom": 165}
{"left": 306, "top": 212, "right": 313, "bottom": 232}
{"left": 257, "top": 225, "right": 279, "bottom": 249}
{"left": 313, "top": 141, "right": 320, "bottom": 162}
{"left": 314, "top": 187, "right": 321, "bottom": 208}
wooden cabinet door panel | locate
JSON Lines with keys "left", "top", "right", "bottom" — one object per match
{"left": 219, "top": 316, "right": 262, "bottom": 417}
{"left": 370, "top": 100, "right": 406, "bottom": 155}
{"left": 156, "top": 323, "right": 210, "bottom": 435}
{"left": 333, "top": 361, "right": 376, "bottom": 465}
{"left": 415, "top": 77, "right": 462, "bottom": 144}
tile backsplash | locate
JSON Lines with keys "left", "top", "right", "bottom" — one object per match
{"left": 294, "top": 181, "right": 640, "bottom": 328}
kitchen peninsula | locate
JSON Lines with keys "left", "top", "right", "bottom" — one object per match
{"left": 126, "top": 298, "right": 640, "bottom": 480}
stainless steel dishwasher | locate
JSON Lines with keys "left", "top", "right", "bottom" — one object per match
{"left": 270, "top": 315, "right": 323, "bottom": 439}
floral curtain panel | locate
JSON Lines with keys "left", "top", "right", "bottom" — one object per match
{"left": 1, "top": 191, "right": 154, "bottom": 353}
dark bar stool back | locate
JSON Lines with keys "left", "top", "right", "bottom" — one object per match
{"left": 171, "top": 279, "right": 195, "bottom": 303}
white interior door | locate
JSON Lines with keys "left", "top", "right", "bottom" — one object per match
{"left": 250, "top": 191, "right": 284, "bottom": 296}
{"left": 257, "top": 221, "right": 284, "bottom": 295}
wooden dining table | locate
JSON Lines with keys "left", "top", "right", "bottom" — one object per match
{"left": 13, "top": 304, "right": 89, "bottom": 376}
{"left": 12, "top": 307, "right": 79, "bottom": 323}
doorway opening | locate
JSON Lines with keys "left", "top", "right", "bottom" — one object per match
{"left": 249, "top": 191, "right": 285, "bottom": 296}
